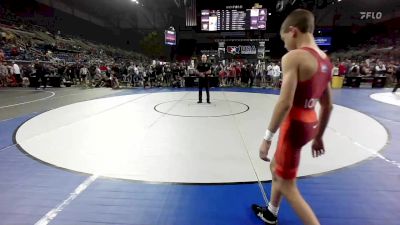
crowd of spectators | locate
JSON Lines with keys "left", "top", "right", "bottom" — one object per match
{"left": 0, "top": 52, "right": 284, "bottom": 89}
{"left": 0, "top": 6, "right": 281, "bottom": 90}
{"left": 1, "top": 4, "right": 398, "bottom": 90}
{"left": 331, "top": 28, "right": 400, "bottom": 85}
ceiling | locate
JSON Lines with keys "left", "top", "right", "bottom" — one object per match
{"left": 36, "top": 0, "right": 184, "bottom": 29}
{"left": 21, "top": 0, "right": 400, "bottom": 33}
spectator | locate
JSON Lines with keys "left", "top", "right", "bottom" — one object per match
{"left": 5, "top": 72, "right": 17, "bottom": 87}
{"left": 0, "top": 61, "right": 8, "bottom": 87}
{"left": 349, "top": 63, "right": 360, "bottom": 77}
{"left": 338, "top": 62, "right": 347, "bottom": 76}
{"left": 332, "top": 63, "right": 339, "bottom": 76}
{"left": 249, "top": 64, "right": 255, "bottom": 88}
{"left": 359, "top": 62, "right": 371, "bottom": 76}
{"left": 374, "top": 61, "right": 386, "bottom": 76}
{"left": 266, "top": 63, "right": 274, "bottom": 87}
{"left": 272, "top": 62, "right": 281, "bottom": 88}
{"left": 34, "top": 60, "right": 46, "bottom": 90}
{"left": 241, "top": 64, "right": 249, "bottom": 86}
{"left": 12, "top": 61, "right": 22, "bottom": 85}
{"left": 79, "top": 64, "right": 89, "bottom": 87}
{"left": 218, "top": 66, "right": 226, "bottom": 87}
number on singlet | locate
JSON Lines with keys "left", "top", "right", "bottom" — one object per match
{"left": 304, "top": 98, "right": 318, "bottom": 109}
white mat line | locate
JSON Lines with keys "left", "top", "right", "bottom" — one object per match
{"left": 353, "top": 142, "right": 400, "bottom": 169}
{"left": 148, "top": 92, "right": 190, "bottom": 128}
{"left": 370, "top": 115, "right": 400, "bottom": 124}
{"left": 6, "top": 91, "right": 164, "bottom": 154}
{"left": 135, "top": 92, "right": 191, "bottom": 160}
{"left": 16, "top": 93, "right": 154, "bottom": 146}
{"left": 0, "top": 91, "right": 55, "bottom": 109}
{"left": 3, "top": 93, "right": 153, "bottom": 154}
{"left": 0, "top": 89, "right": 48, "bottom": 92}
{"left": 31, "top": 93, "right": 161, "bottom": 225}
{"left": 34, "top": 174, "right": 99, "bottom": 225}
{"left": 0, "top": 144, "right": 18, "bottom": 153}
{"left": 328, "top": 127, "right": 400, "bottom": 169}
{"left": 0, "top": 112, "right": 40, "bottom": 123}
{"left": 0, "top": 89, "right": 116, "bottom": 122}
{"left": 222, "top": 91, "right": 269, "bottom": 206}
{"left": 49, "top": 88, "right": 115, "bottom": 100}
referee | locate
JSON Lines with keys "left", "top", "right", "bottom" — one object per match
{"left": 196, "top": 54, "right": 212, "bottom": 103}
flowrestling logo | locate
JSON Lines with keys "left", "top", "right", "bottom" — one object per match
{"left": 360, "top": 12, "right": 382, "bottom": 20}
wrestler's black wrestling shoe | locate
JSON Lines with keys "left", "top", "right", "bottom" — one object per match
{"left": 252, "top": 204, "right": 278, "bottom": 225}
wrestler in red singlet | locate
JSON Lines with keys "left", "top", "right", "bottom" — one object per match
{"left": 253, "top": 9, "right": 334, "bottom": 225}
{"left": 274, "top": 47, "right": 333, "bottom": 179}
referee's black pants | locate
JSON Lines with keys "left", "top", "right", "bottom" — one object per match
{"left": 198, "top": 77, "right": 210, "bottom": 102}
{"left": 36, "top": 74, "right": 47, "bottom": 89}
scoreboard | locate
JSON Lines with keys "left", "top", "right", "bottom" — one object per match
{"left": 201, "top": 7, "right": 267, "bottom": 31}
{"left": 165, "top": 30, "right": 176, "bottom": 46}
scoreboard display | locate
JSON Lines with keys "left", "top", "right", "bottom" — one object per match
{"left": 165, "top": 30, "right": 176, "bottom": 46}
{"left": 201, "top": 8, "right": 267, "bottom": 31}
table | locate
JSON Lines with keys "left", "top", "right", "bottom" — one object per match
{"left": 344, "top": 76, "right": 386, "bottom": 88}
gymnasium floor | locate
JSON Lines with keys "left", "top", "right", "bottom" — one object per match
{"left": 0, "top": 87, "right": 399, "bottom": 225}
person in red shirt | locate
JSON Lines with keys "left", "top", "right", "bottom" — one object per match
{"left": 252, "top": 9, "right": 333, "bottom": 225}
{"left": 218, "top": 67, "right": 226, "bottom": 87}
{"left": 235, "top": 63, "right": 242, "bottom": 85}
{"left": 338, "top": 62, "right": 347, "bottom": 76}
{"left": 5, "top": 72, "right": 17, "bottom": 87}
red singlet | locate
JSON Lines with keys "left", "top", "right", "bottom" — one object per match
{"left": 274, "top": 47, "right": 333, "bottom": 179}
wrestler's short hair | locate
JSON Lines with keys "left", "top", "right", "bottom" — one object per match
{"left": 281, "top": 9, "right": 315, "bottom": 34}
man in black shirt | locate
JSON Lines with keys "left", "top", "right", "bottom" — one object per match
{"left": 393, "top": 63, "right": 400, "bottom": 93}
{"left": 196, "top": 55, "right": 212, "bottom": 103}
{"left": 34, "top": 60, "right": 47, "bottom": 90}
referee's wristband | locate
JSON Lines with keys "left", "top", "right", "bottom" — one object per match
{"left": 263, "top": 129, "right": 274, "bottom": 141}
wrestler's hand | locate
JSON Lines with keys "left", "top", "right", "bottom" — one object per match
{"left": 259, "top": 139, "right": 271, "bottom": 162}
{"left": 311, "top": 138, "right": 325, "bottom": 158}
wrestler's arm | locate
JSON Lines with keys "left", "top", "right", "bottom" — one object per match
{"left": 311, "top": 83, "right": 333, "bottom": 157}
{"left": 267, "top": 51, "right": 300, "bottom": 133}
{"left": 315, "top": 84, "right": 333, "bottom": 139}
